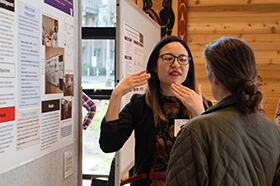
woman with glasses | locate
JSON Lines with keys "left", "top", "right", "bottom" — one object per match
{"left": 99, "top": 36, "right": 212, "bottom": 186}
{"left": 166, "top": 37, "right": 280, "bottom": 186}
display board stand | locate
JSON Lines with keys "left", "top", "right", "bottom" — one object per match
{"left": 115, "top": 0, "right": 161, "bottom": 185}
{"left": 0, "top": 0, "right": 82, "bottom": 185}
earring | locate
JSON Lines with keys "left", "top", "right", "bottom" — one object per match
{"left": 154, "top": 67, "right": 157, "bottom": 73}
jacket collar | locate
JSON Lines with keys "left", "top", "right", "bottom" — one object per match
{"left": 203, "top": 94, "right": 249, "bottom": 115}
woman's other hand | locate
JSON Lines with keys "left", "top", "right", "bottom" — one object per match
{"left": 171, "top": 83, "right": 205, "bottom": 117}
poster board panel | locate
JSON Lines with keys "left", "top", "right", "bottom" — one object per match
{"left": 0, "top": 0, "right": 81, "bottom": 185}
{"left": 115, "top": 0, "right": 161, "bottom": 185}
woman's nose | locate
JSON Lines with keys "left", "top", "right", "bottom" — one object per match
{"left": 171, "top": 58, "right": 180, "bottom": 67}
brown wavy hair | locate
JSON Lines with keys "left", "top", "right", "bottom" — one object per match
{"left": 203, "top": 37, "right": 262, "bottom": 114}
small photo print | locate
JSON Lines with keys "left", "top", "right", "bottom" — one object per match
{"left": 63, "top": 74, "right": 74, "bottom": 96}
{"left": 45, "top": 47, "right": 64, "bottom": 94}
{"left": 42, "top": 15, "right": 59, "bottom": 48}
{"left": 61, "top": 97, "right": 72, "bottom": 120}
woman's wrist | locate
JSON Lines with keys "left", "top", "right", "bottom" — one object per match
{"left": 111, "top": 88, "right": 124, "bottom": 99}
{"left": 192, "top": 107, "right": 205, "bottom": 117}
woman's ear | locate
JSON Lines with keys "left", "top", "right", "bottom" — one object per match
{"left": 154, "top": 66, "right": 158, "bottom": 73}
{"left": 212, "top": 72, "right": 219, "bottom": 85}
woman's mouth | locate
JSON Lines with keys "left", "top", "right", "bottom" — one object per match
{"left": 170, "top": 71, "right": 181, "bottom": 76}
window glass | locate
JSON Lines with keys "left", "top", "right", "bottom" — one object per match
{"left": 81, "top": 0, "right": 116, "bottom": 178}
{"left": 82, "top": 39, "right": 115, "bottom": 176}
{"left": 82, "top": 99, "right": 114, "bottom": 175}
{"left": 82, "top": 39, "right": 115, "bottom": 90}
{"left": 81, "top": 0, "right": 116, "bottom": 27}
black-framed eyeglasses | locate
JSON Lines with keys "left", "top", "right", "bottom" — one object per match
{"left": 158, "top": 53, "right": 191, "bottom": 65}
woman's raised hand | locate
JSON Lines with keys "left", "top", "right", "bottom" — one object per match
{"left": 113, "top": 70, "right": 151, "bottom": 97}
{"left": 105, "top": 70, "right": 150, "bottom": 121}
{"left": 171, "top": 83, "right": 205, "bottom": 117}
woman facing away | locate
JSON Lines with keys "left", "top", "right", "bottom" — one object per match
{"left": 99, "top": 36, "right": 212, "bottom": 186}
{"left": 166, "top": 37, "right": 280, "bottom": 186}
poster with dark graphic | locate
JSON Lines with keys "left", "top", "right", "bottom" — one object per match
{"left": 44, "top": 0, "right": 73, "bottom": 16}
{"left": 0, "top": 0, "right": 14, "bottom": 12}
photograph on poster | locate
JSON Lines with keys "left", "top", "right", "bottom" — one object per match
{"left": 45, "top": 46, "right": 64, "bottom": 94}
{"left": 63, "top": 74, "right": 73, "bottom": 96}
{"left": 61, "top": 97, "right": 72, "bottom": 120}
{"left": 42, "top": 15, "right": 59, "bottom": 48}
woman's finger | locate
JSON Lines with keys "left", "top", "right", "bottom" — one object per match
{"left": 197, "top": 84, "right": 202, "bottom": 97}
{"left": 130, "top": 72, "right": 150, "bottom": 87}
{"left": 173, "top": 90, "right": 183, "bottom": 100}
{"left": 173, "top": 83, "right": 192, "bottom": 92}
{"left": 131, "top": 69, "right": 147, "bottom": 77}
{"left": 171, "top": 84, "right": 182, "bottom": 95}
{"left": 132, "top": 74, "right": 150, "bottom": 85}
{"left": 172, "top": 83, "right": 190, "bottom": 97}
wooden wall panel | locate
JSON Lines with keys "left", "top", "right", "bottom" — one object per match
{"left": 188, "top": 1, "right": 280, "bottom": 123}
{"left": 188, "top": 34, "right": 280, "bottom": 43}
{"left": 188, "top": 0, "right": 280, "bottom": 6}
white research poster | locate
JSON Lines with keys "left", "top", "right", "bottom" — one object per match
{"left": 122, "top": 22, "right": 145, "bottom": 105}
{"left": 0, "top": 0, "right": 75, "bottom": 174}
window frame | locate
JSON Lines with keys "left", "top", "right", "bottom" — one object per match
{"left": 81, "top": 27, "right": 116, "bottom": 100}
{"left": 81, "top": 27, "right": 116, "bottom": 180}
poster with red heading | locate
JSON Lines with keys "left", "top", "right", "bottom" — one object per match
{"left": 0, "top": 0, "right": 75, "bottom": 175}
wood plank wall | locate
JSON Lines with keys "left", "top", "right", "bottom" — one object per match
{"left": 187, "top": 0, "right": 280, "bottom": 124}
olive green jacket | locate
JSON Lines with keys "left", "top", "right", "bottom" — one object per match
{"left": 166, "top": 94, "right": 280, "bottom": 186}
